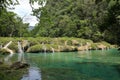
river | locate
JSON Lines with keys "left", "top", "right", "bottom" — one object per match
{"left": 21, "top": 49, "right": 120, "bottom": 80}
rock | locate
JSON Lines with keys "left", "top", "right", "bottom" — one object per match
{"left": 97, "top": 44, "right": 106, "bottom": 50}
{"left": 10, "top": 61, "right": 29, "bottom": 70}
{"left": 77, "top": 45, "right": 89, "bottom": 51}
{"left": 19, "top": 63, "right": 29, "bottom": 69}
{"left": 72, "top": 40, "right": 79, "bottom": 46}
{"left": 0, "top": 61, "right": 3, "bottom": 64}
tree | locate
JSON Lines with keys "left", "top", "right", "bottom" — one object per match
{"left": 100, "top": 0, "right": 120, "bottom": 44}
{"left": 0, "top": 0, "right": 120, "bottom": 45}
{"left": 31, "top": 0, "right": 120, "bottom": 44}
{"left": 0, "top": 0, "right": 18, "bottom": 14}
{"left": 0, "top": 9, "right": 29, "bottom": 37}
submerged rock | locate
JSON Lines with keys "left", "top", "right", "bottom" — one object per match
{"left": 10, "top": 62, "right": 29, "bottom": 70}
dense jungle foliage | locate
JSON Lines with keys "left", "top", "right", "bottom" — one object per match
{"left": 0, "top": 0, "right": 120, "bottom": 45}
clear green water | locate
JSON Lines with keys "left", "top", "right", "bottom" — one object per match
{"left": 24, "top": 49, "right": 120, "bottom": 80}
{"left": 1, "top": 49, "right": 120, "bottom": 80}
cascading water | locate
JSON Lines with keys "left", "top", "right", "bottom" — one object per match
{"left": 18, "top": 41, "right": 24, "bottom": 62}
{"left": 44, "top": 47, "right": 46, "bottom": 53}
{"left": 51, "top": 47, "right": 55, "bottom": 53}
{"left": 42, "top": 43, "right": 47, "bottom": 53}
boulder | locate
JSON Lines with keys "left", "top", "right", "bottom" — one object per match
{"left": 10, "top": 61, "right": 29, "bottom": 70}
{"left": 97, "top": 44, "right": 106, "bottom": 50}
{"left": 72, "top": 40, "right": 79, "bottom": 46}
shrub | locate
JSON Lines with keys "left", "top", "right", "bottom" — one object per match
{"left": 90, "top": 43, "right": 98, "bottom": 50}
{"left": 27, "top": 44, "right": 43, "bottom": 53}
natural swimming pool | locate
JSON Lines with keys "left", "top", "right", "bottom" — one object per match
{"left": 0, "top": 49, "right": 120, "bottom": 80}
{"left": 22, "top": 49, "right": 120, "bottom": 80}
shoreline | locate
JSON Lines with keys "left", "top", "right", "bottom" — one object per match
{"left": 0, "top": 37, "right": 117, "bottom": 54}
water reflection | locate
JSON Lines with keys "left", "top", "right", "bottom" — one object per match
{"left": 21, "top": 67, "right": 41, "bottom": 80}
{"left": 21, "top": 53, "right": 42, "bottom": 80}
{"left": 78, "top": 51, "right": 92, "bottom": 59}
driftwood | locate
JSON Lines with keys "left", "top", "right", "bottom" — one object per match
{"left": 2, "top": 41, "right": 14, "bottom": 62}
{"left": 3, "top": 41, "right": 14, "bottom": 54}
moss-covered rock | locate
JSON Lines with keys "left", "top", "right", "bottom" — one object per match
{"left": 90, "top": 43, "right": 98, "bottom": 50}
{"left": 89, "top": 41, "right": 112, "bottom": 50}
{"left": 58, "top": 46, "right": 77, "bottom": 52}
{"left": 27, "top": 44, "right": 78, "bottom": 53}
{"left": 8, "top": 42, "right": 18, "bottom": 53}
{"left": 0, "top": 37, "right": 115, "bottom": 53}
{"left": 27, "top": 44, "right": 58, "bottom": 53}
{"left": 27, "top": 44, "right": 43, "bottom": 53}
{"left": 100, "top": 41, "right": 111, "bottom": 48}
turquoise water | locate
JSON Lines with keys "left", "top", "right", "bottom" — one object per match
{"left": 25, "top": 49, "right": 120, "bottom": 80}
{"left": 1, "top": 49, "right": 120, "bottom": 80}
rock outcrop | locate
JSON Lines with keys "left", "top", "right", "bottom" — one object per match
{"left": 97, "top": 44, "right": 107, "bottom": 50}
{"left": 0, "top": 38, "right": 114, "bottom": 53}
{"left": 77, "top": 42, "right": 91, "bottom": 51}
{"left": 10, "top": 61, "right": 29, "bottom": 70}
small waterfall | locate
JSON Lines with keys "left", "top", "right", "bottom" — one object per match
{"left": 18, "top": 41, "right": 24, "bottom": 62}
{"left": 102, "top": 48, "right": 104, "bottom": 51}
{"left": 51, "top": 47, "right": 55, "bottom": 60}
{"left": 44, "top": 47, "right": 46, "bottom": 53}
{"left": 42, "top": 43, "right": 47, "bottom": 53}
{"left": 85, "top": 46, "right": 88, "bottom": 51}
{"left": 51, "top": 47, "right": 55, "bottom": 53}
{"left": 95, "top": 48, "right": 98, "bottom": 50}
